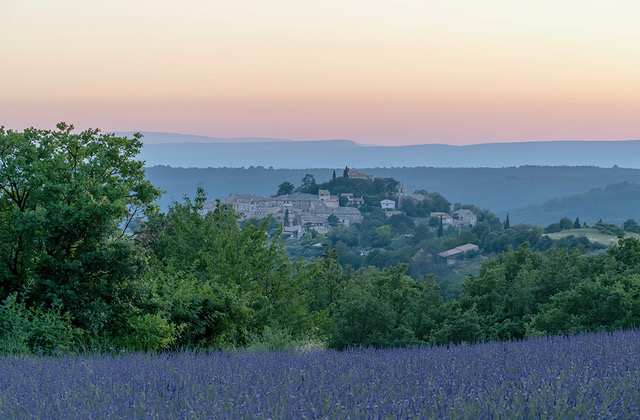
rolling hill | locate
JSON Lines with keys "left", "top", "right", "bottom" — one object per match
{"left": 129, "top": 133, "right": 640, "bottom": 169}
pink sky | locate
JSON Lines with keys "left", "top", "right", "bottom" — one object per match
{"left": 1, "top": 0, "right": 639, "bottom": 146}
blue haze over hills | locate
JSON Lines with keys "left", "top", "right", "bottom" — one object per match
{"left": 119, "top": 132, "right": 640, "bottom": 169}
{"left": 121, "top": 132, "right": 640, "bottom": 225}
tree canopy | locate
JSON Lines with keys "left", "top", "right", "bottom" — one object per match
{"left": 276, "top": 181, "right": 295, "bottom": 196}
{"left": 0, "top": 123, "right": 161, "bottom": 335}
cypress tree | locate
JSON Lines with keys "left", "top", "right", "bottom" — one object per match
{"left": 437, "top": 216, "right": 444, "bottom": 237}
{"left": 343, "top": 166, "right": 349, "bottom": 178}
{"left": 332, "top": 169, "right": 336, "bottom": 180}
{"left": 504, "top": 214, "right": 510, "bottom": 229}
{"left": 574, "top": 217, "right": 580, "bottom": 229}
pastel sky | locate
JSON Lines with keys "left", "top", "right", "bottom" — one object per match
{"left": 1, "top": 0, "right": 639, "bottom": 145}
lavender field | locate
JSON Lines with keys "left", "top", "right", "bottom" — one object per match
{"left": 1, "top": 330, "right": 639, "bottom": 419}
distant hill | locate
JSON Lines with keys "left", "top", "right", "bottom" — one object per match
{"left": 144, "top": 166, "right": 640, "bottom": 220}
{"left": 131, "top": 135, "right": 640, "bottom": 169}
{"left": 505, "top": 182, "right": 640, "bottom": 226}
{"left": 113, "top": 132, "right": 295, "bottom": 144}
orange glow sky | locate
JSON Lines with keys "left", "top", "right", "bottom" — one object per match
{"left": 1, "top": 0, "right": 639, "bottom": 145}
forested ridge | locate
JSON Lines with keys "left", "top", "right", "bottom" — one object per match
{"left": 145, "top": 165, "right": 640, "bottom": 222}
{"left": 2, "top": 126, "right": 640, "bottom": 354}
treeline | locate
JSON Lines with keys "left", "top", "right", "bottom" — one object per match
{"left": 3, "top": 126, "right": 640, "bottom": 354}
{"left": 10, "top": 182, "right": 640, "bottom": 353}
{"left": 312, "top": 237, "right": 640, "bottom": 347}
{"left": 508, "top": 181, "right": 640, "bottom": 225}
{"left": 285, "top": 204, "right": 609, "bottom": 291}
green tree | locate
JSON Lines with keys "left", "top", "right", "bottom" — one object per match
{"left": 437, "top": 216, "right": 444, "bottom": 237}
{"left": 140, "top": 188, "right": 311, "bottom": 348}
{"left": 423, "top": 192, "right": 451, "bottom": 213}
{"left": 332, "top": 169, "right": 337, "bottom": 180}
{"left": 574, "top": 217, "right": 581, "bottom": 229}
{"left": 327, "top": 214, "right": 340, "bottom": 226}
{"left": 306, "top": 247, "right": 345, "bottom": 313}
{"left": 299, "top": 174, "right": 317, "bottom": 192}
{"left": 329, "top": 265, "right": 443, "bottom": 349}
{"left": 276, "top": 181, "right": 294, "bottom": 196}
{"left": 343, "top": 166, "right": 349, "bottom": 178}
{"left": 559, "top": 217, "right": 573, "bottom": 230}
{"left": 0, "top": 123, "right": 161, "bottom": 335}
{"left": 623, "top": 219, "right": 640, "bottom": 234}
{"left": 504, "top": 214, "right": 510, "bottom": 229}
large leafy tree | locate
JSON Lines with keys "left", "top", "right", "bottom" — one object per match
{"left": 139, "top": 187, "right": 312, "bottom": 348}
{"left": 329, "top": 265, "right": 443, "bottom": 349}
{"left": 0, "top": 123, "right": 161, "bottom": 333}
{"left": 298, "top": 173, "right": 317, "bottom": 193}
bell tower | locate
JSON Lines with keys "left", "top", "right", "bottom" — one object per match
{"left": 398, "top": 183, "right": 407, "bottom": 209}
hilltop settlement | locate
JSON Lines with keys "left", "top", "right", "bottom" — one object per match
{"left": 203, "top": 168, "right": 484, "bottom": 268}
{"left": 217, "top": 169, "right": 475, "bottom": 233}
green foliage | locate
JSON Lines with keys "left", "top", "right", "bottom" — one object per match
{"left": 623, "top": 219, "right": 640, "bottom": 234}
{"left": 327, "top": 214, "right": 340, "bottom": 226}
{"left": 245, "top": 326, "right": 324, "bottom": 351}
{"left": 276, "top": 181, "right": 294, "bottom": 196}
{"left": 0, "top": 124, "right": 161, "bottom": 337}
{"left": 559, "top": 217, "right": 573, "bottom": 230}
{"left": 437, "top": 237, "right": 640, "bottom": 344}
{"left": 139, "top": 187, "right": 313, "bottom": 348}
{"left": 293, "top": 173, "right": 400, "bottom": 207}
{"left": 403, "top": 192, "right": 451, "bottom": 217}
{"left": 0, "top": 293, "right": 78, "bottom": 355}
{"left": 120, "top": 313, "right": 180, "bottom": 352}
{"left": 593, "top": 220, "right": 623, "bottom": 236}
{"left": 329, "top": 265, "right": 443, "bottom": 349}
{"left": 298, "top": 174, "right": 317, "bottom": 193}
{"left": 304, "top": 247, "right": 348, "bottom": 328}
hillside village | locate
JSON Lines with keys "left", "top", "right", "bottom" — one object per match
{"left": 204, "top": 169, "right": 481, "bottom": 265}
{"left": 208, "top": 169, "right": 478, "bottom": 235}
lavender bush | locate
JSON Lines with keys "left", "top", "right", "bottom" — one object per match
{"left": 1, "top": 329, "right": 638, "bottom": 419}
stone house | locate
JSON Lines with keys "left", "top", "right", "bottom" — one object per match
{"left": 452, "top": 209, "right": 478, "bottom": 227}
{"left": 348, "top": 169, "right": 373, "bottom": 181}
{"left": 430, "top": 212, "right": 453, "bottom": 226}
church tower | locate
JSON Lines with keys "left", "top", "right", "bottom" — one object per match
{"left": 398, "top": 183, "right": 407, "bottom": 209}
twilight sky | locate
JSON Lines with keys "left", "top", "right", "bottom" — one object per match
{"left": 1, "top": 0, "right": 639, "bottom": 145}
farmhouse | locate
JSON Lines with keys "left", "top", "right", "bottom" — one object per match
{"left": 438, "top": 243, "right": 480, "bottom": 264}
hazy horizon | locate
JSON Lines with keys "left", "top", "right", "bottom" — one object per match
{"left": 119, "top": 131, "right": 640, "bottom": 147}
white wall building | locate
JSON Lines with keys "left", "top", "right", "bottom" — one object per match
{"left": 381, "top": 199, "right": 396, "bottom": 210}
